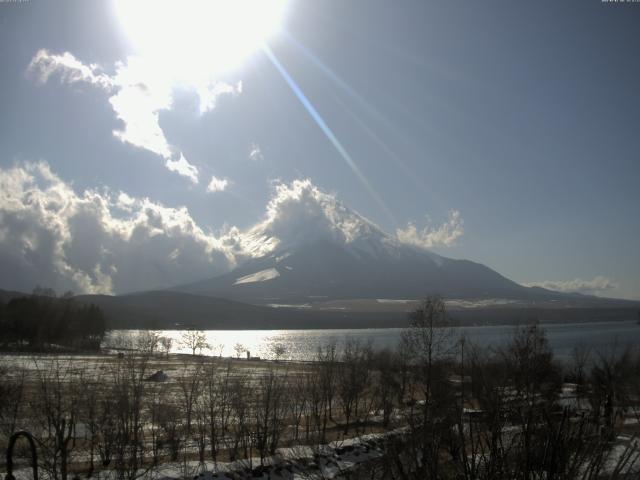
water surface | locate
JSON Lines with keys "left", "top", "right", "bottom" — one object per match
{"left": 106, "top": 320, "right": 640, "bottom": 362}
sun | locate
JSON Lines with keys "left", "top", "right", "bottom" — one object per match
{"left": 115, "top": 0, "right": 288, "bottom": 81}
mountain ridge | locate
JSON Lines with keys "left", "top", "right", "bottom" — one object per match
{"left": 173, "top": 236, "right": 573, "bottom": 305}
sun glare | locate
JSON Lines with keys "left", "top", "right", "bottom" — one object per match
{"left": 115, "top": 0, "right": 288, "bottom": 81}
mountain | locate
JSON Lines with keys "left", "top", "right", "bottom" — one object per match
{"left": 176, "top": 238, "right": 537, "bottom": 304}
{"left": 3, "top": 181, "right": 637, "bottom": 330}
{"left": 174, "top": 197, "right": 571, "bottom": 305}
{"left": 0, "top": 288, "right": 30, "bottom": 303}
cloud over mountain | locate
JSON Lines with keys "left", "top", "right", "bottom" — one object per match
{"left": 396, "top": 210, "right": 464, "bottom": 249}
{"left": 254, "top": 179, "right": 388, "bottom": 248}
{"left": 523, "top": 276, "right": 618, "bottom": 295}
{"left": 0, "top": 163, "right": 464, "bottom": 295}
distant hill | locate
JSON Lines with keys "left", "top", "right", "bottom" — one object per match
{"left": 75, "top": 290, "right": 640, "bottom": 330}
{"left": 0, "top": 288, "right": 30, "bottom": 303}
{"left": 2, "top": 288, "right": 638, "bottom": 330}
{"left": 74, "top": 290, "right": 410, "bottom": 329}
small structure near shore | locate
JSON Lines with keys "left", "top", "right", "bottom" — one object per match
{"left": 147, "top": 370, "right": 168, "bottom": 382}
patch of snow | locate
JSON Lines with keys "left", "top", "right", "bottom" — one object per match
{"left": 427, "top": 252, "right": 444, "bottom": 267}
{"left": 376, "top": 299, "right": 413, "bottom": 304}
{"left": 445, "top": 298, "right": 519, "bottom": 309}
{"left": 266, "top": 303, "right": 312, "bottom": 309}
{"left": 234, "top": 268, "right": 280, "bottom": 285}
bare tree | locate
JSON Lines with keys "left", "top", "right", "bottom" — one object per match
{"left": 159, "top": 336, "right": 173, "bottom": 357}
{"left": 157, "top": 399, "right": 182, "bottom": 462}
{"left": 396, "top": 296, "right": 455, "bottom": 480}
{"left": 234, "top": 342, "right": 246, "bottom": 359}
{"left": 316, "top": 341, "right": 338, "bottom": 440}
{"left": 30, "top": 358, "right": 84, "bottom": 480}
{"left": 136, "top": 330, "right": 160, "bottom": 354}
{"left": 253, "top": 366, "right": 288, "bottom": 464}
{"left": 110, "top": 352, "right": 152, "bottom": 480}
{"left": 181, "top": 330, "right": 210, "bottom": 356}
{"left": 372, "top": 348, "right": 400, "bottom": 428}
{"left": 570, "top": 343, "right": 592, "bottom": 405}
{"left": 336, "top": 339, "right": 372, "bottom": 434}
{"left": 271, "top": 342, "right": 287, "bottom": 361}
{"left": 288, "top": 372, "right": 308, "bottom": 442}
{"left": 145, "top": 382, "right": 164, "bottom": 466}
{"left": 228, "top": 372, "right": 251, "bottom": 462}
{"left": 589, "top": 344, "right": 633, "bottom": 437}
{"left": 176, "top": 358, "right": 204, "bottom": 434}
{"left": 80, "top": 375, "right": 106, "bottom": 478}
{"left": 0, "top": 365, "right": 26, "bottom": 442}
{"left": 205, "top": 360, "right": 234, "bottom": 465}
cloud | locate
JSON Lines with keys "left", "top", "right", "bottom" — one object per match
{"left": 523, "top": 276, "right": 618, "bottom": 295}
{"left": 27, "top": 50, "right": 241, "bottom": 183}
{"left": 396, "top": 210, "right": 464, "bottom": 249}
{"left": 0, "top": 166, "right": 371, "bottom": 293}
{"left": 0, "top": 164, "right": 464, "bottom": 294}
{"left": 206, "top": 175, "right": 229, "bottom": 193}
{"left": 249, "top": 143, "right": 264, "bottom": 161}
{"left": 197, "top": 81, "right": 242, "bottom": 114}
{"left": 27, "top": 49, "right": 113, "bottom": 89}
{"left": 239, "top": 179, "right": 395, "bottom": 257}
{"left": 0, "top": 161, "right": 235, "bottom": 294}
{"left": 166, "top": 154, "right": 199, "bottom": 184}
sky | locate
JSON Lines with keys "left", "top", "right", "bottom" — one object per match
{"left": 0, "top": 0, "right": 638, "bottom": 299}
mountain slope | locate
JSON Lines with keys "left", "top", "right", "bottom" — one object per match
{"left": 167, "top": 179, "right": 627, "bottom": 306}
{"left": 176, "top": 235, "right": 550, "bottom": 304}
{"left": 178, "top": 179, "right": 640, "bottom": 306}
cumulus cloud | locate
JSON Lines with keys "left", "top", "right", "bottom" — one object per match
{"left": 0, "top": 164, "right": 383, "bottom": 293}
{"left": 27, "top": 50, "right": 241, "bottom": 182}
{"left": 249, "top": 143, "right": 264, "bottom": 161}
{"left": 0, "top": 163, "right": 464, "bottom": 294}
{"left": 197, "top": 80, "right": 242, "bottom": 114}
{"left": 206, "top": 175, "right": 229, "bottom": 193}
{"left": 27, "top": 49, "right": 113, "bottom": 89}
{"left": 0, "top": 167, "right": 374, "bottom": 293}
{"left": 396, "top": 210, "right": 464, "bottom": 249}
{"left": 166, "top": 154, "right": 199, "bottom": 184}
{"left": 523, "top": 276, "right": 618, "bottom": 295}
{"left": 238, "top": 179, "right": 395, "bottom": 257}
{"left": 0, "top": 161, "right": 235, "bottom": 294}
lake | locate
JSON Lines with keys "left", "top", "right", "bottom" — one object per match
{"left": 105, "top": 319, "right": 640, "bottom": 362}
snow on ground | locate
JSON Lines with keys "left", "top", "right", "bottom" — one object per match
{"left": 375, "top": 299, "right": 413, "bottom": 304}
{"left": 9, "top": 432, "right": 393, "bottom": 480}
{"left": 266, "top": 303, "right": 312, "bottom": 309}
{"left": 234, "top": 268, "right": 280, "bottom": 285}
{"left": 375, "top": 298, "right": 521, "bottom": 308}
{"left": 445, "top": 298, "right": 519, "bottom": 309}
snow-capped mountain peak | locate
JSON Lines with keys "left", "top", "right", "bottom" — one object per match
{"left": 175, "top": 180, "right": 544, "bottom": 304}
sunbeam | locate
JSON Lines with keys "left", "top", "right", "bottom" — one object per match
{"left": 286, "top": 35, "right": 442, "bottom": 209}
{"left": 263, "top": 45, "right": 396, "bottom": 226}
